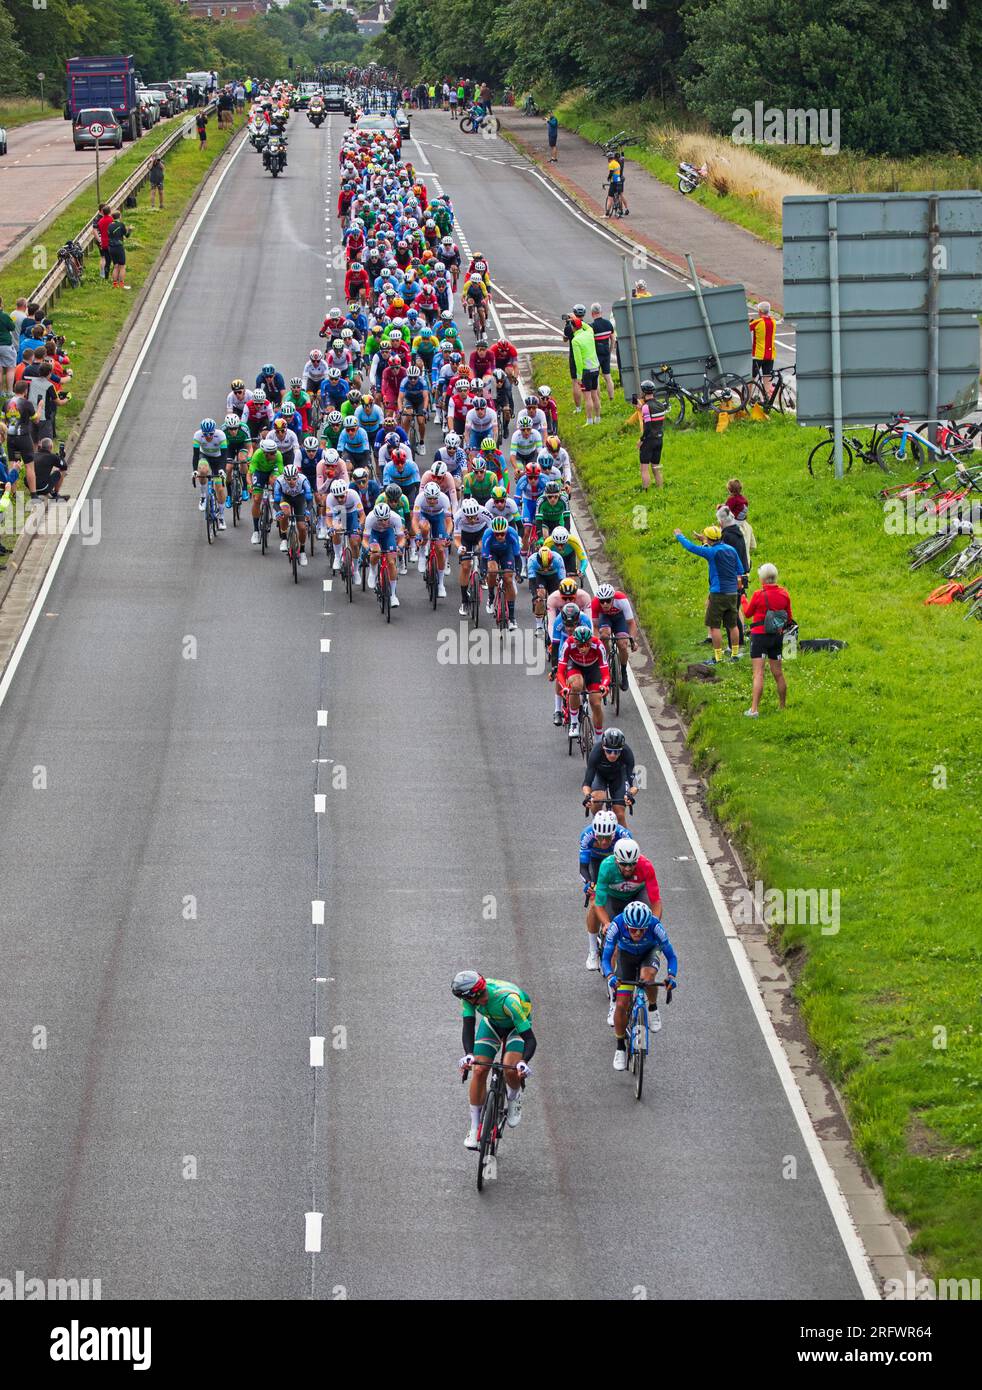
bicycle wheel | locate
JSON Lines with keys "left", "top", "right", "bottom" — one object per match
{"left": 468, "top": 570, "right": 481, "bottom": 626}
{"left": 429, "top": 556, "right": 439, "bottom": 609}
{"left": 291, "top": 539, "right": 299, "bottom": 584}
{"left": 663, "top": 391, "right": 686, "bottom": 429}
{"left": 205, "top": 493, "right": 215, "bottom": 545}
{"left": 343, "top": 549, "right": 354, "bottom": 603}
{"left": 807, "top": 438, "right": 853, "bottom": 476}
{"left": 579, "top": 715, "right": 594, "bottom": 760}
{"left": 229, "top": 471, "right": 242, "bottom": 526}
{"left": 708, "top": 374, "right": 747, "bottom": 414}
{"left": 909, "top": 536, "right": 953, "bottom": 571}
{"left": 260, "top": 502, "right": 271, "bottom": 554}
{"left": 476, "top": 1085, "right": 499, "bottom": 1192}
{"left": 608, "top": 646, "right": 621, "bottom": 716}
{"left": 459, "top": 116, "right": 475, "bottom": 134}
{"left": 876, "top": 434, "right": 924, "bottom": 474}
{"left": 632, "top": 1017, "right": 645, "bottom": 1101}
{"left": 777, "top": 385, "right": 796, "bottom": 415}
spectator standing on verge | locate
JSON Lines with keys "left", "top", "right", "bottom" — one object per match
{"left": 590, "top": 302, "right": 615, "bottom": 400}
{"left": 673, "top": 522, "right": 747, "bottom": 663}
{"left": 547, "top": 112, "right": 558, "bottom": 163}
{"left": 148, "top": 156, "right": 164, "bottom": 210}
{"left": 0, "top": 296, "right": 17, "bottom": 397}
{"left": 4, "top": 383, "right": 37, "bottom": 476}
{"left": 741, "top": 562, "right": 793, "bottom": 716}
{"left": 95, "top": 204, "right": 114, "bottom": 279}
{"left": 196, "top": 109, "right": 208, "bottom": 148}
{"left": 570, "top": 312, "right": 601, "bottom": 425}
{"left": 636, "top": 379, "right": 665, "bottom": 490}
{"left": 107, "top": 211, "right": 132, "bottom": 289}
{"left": 563, "top": 304, "right": 585, "bottom": 413}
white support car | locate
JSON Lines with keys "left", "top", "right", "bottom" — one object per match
{"left": 0, "top": 125, "right": 7, "bottom": 158}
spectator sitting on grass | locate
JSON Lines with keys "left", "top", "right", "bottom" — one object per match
{"left": 673, "top": 520, "right": 747, "bottom": 664}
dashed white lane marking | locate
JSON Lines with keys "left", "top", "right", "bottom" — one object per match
{"left": 323, "top": 578, "right": 333, "bottom": 589}
{"left": 311, "top": 901, "right": 325, "bottom": 926}
{"left": 310, "top": 1037, "right": 325, "bottom": 1067}
{"left": 317, "top": 709, "right": 328, "bottom": 726}
{"left": 320, "top": 638, "right": 331, "bottom": 653}
{"left": 304, "top": 1211, "right": 323, "bottom": 1252}
{"left": 314, "top": 794, "right": 327, "bottom": 814}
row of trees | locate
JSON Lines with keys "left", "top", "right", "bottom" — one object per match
{"left": 368, "top": 0, "right": 982, "bottom": 156}
{"left": 0, "top": 1, "right": 367, "bottom": 98}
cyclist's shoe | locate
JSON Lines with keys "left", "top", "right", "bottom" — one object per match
{"left": 251, "top": 531, "right": 261, "bottom": 545}
{"left": 279, "top": 539, "right": 288, "bottom": 552}
{"left": 569, "top": 716, "right": 580, "bottom": 735}
{"left": 332, "top": 552, "right": 341, "bottom": 571}
{"left": 485, "top": 600, "right": 495, "bottom": 615}
{"left": 464, "top": 1125, "right": 480, "bottom": 1150}
{"left": 316, "top": 520, "right": 328, "bottom": 540}
{"left": 437, "top": 581, "right": 447, "bottom": 598}
{"left": 225, "top": 498, "right": 233, "bottom": 510}
{"left": 586, "top": 945, "right": 599, "bottom": 970}
{"left": 458, "top": 602, "right": 469, "bottom": 616}
{"left": 607, "top": 997, "right": 617, "bottom": 1027}
{"left": 507, "top": 619, "right": 517, "bottom": 631}
{"left": 620, "top": 666, "right": 629, "bottom": 691}
{"left": 613, "top": 1047, "right": 628, "bottom": 1071}
{"left": 217, "top": 518, "right": 226, "bottom": 531}
{"left": 535, "top": 618, "right": 544, "bottom": 633}
{"left": 390, "top": 594, "right": 400, "bottom": 608}
{"left": 650, "top": 1008, "right": 662, "bottom": 1033}
{"left": 367, "top": 566, "right": 378, "bottom": 587}
{"left": 198, "top": 494, "right": 207, "bottom": 511}
{"left": 552, "top": 711, "right": 563, "bottom": 726}
{"left": 242, "top": 487, "right": 250, "bottom": 500}
{"left": 299, "top": 552, "right": 308, "bottom": 567}
{"left": 417, "top": 550, "right": 427, "bottom": 573}
{"left": 506, "top": 1091, "right": 523, "bottom": 1128}
{"left": 417, "top": 442, "right": 425, "bottom": 456}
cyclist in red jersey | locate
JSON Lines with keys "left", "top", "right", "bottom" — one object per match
{"left": 556, "top": 625, "right": 610, "bottom": 737}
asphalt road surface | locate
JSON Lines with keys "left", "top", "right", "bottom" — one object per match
{"left": 0, "top": 112, "right": 859, "bottom": 1300}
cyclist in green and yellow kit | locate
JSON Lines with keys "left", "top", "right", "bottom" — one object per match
{"left": 452, "top": 970, "right": 536, "bottom": 1150}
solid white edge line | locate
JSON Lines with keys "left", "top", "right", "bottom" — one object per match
{"left": 0, "top": 131, "right": 250, "bottom": 714}
{"left": 436, "top": 184, "right": 876, "bottom": 1295}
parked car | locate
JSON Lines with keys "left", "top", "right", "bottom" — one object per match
{"left": 145, "top": 82, "right": 176, "bottom": 117}
{"left": 0, "top": 125, "right": 7, "bottom": 157}
{"left": 136, "top": 88, "right": 160, "bottom": 128}
{"left": 73, "top": 108, "right": 123, "bottom": 150}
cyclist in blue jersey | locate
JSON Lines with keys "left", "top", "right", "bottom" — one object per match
{"left": 480, "top": 514, "right": 522, "bottom": 629}
{"left": 321, "top": 368, "right": 350, "bottom": 413}
{"left": 382, "top": 445, "right": 420, "bottom": 510}
{"left": 339, "top": 416, "right": 371, "bottom": 470}
{"left": 398, "top": 363, "right": 430, "bottom": 456}
{"left": 601, "top": 900, "right": 678, "bottom": 1070}
{"left": 579, "top": 808, "right": 631, "bottom": 968}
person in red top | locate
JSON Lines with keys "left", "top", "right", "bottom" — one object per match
{"left": 344, "top": 261, "right": 370, "bottom": 304}
{"left": 723, "top": 477, "right": 749, "bottom": 521}
{"left": 320, "top": 309, "right": 346, "bottom": 341}
{"left": 380, "top": 356, "right": 405, "bottom": 412}
{"left": 468, "top": 342, "right": 494, "bottom": 379}
{"left": 94, "top": 204, "right": 114, "bottom": 280}
{"left": 741, "top": 562, "right": 793, "bottom": 717}
{"left": 749, "top": 301, "right": 776, "bottom": 392}
{"left": 489, "top": 338, "right": 518, "bottom": 382}
{"left": 556, "top": 625, "right": 610, "bottom": 737}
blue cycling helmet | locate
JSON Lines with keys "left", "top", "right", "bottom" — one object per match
{"left": 200, "top": 418, "right": 217, "bottom": 434}
{"left": 623, "top": 901, "right": 652, "bottom": 929}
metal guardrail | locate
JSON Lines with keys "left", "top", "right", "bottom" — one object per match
{"left": 28, "top": 100, "right": 218, "bottom": 313}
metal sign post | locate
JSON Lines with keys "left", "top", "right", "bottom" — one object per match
{"left": 89, "top": 122, "right": 105, "bottom": 203}
{"left": 621, "top": 258, "right": 641, "bottom": 394}
{"left": 37, "top": 70, "right": 45, "bottom": 113}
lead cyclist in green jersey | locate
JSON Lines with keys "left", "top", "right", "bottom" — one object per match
{"left": 452, "top": 970, "right": 537, "bottom": 1150}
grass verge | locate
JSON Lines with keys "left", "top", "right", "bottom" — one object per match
{"left": 532, "top": 353, "right": 982, "bottom": 1278}
{"left": 0, "top": 98, "right": 63, "bottom": 131}
{"left": 0, "top": 116, "right": 242, "bottom": 566}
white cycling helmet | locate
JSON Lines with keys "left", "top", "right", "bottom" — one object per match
{"left": 430, "top": 460, "right": 448, "bottom": 478}
{"left": 592, "top": 809, "right": 618, "bottom": 838}
{"left": 283, "top": 462, "right": 300, "bottom": 480}
{"left": 223, "top": 414, "right": 239, "bottom": 430}
{"left": 596, "top": 583, "right": 616, "bottom": 602}
{"left": 461, "top": 498, "right": 481, "bottom": 518}
{"left": 613, "top": 839, "right": 640, "bottom": 867}
{"left": 423, "top": 481, "right": 441, "bottom": 501}
{"left": 261, "top": 437, "right": 279, "bottom": 454}
{"left": 550, "top": 526, "right": 570, "bottom": 546}
{"left": 444, "top": 431, "right": 461, "bottom": 449}
{"left": 330, "top": 478, "right": 348, "bottom": 497}
{"left": 373, "top": 501, "right": 391, "bottom": 523}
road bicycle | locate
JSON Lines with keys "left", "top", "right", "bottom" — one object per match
{"left": 583, "top": 791, "right": 636, "bottom": 818}
{"left": 460, "top": 1056, "right": 524, "bottom": 1191}
{"left": 652, "top": 358, "right": 747, "bottom": 427}
{"left": 332, "top": 532, "right": 355, "bottom": 602}
{"left": 605, "top": 181, "right": 626, "bottom": 219}
{"left": 808, "top": 414, "right": 971, "bottom": 477}
{"left": 285, "top": 510, "right": 302, "bottom": 583}
{"left": 939, "top": 535, "right": 982, "bottom": 581}
{"left": 460, "top": 105, "right": 498, "bottom": 137}
{"left": 486, "top": 570, "right": 509, "bottom": 631}
{"left": 459, "top": 547, "right": 482, "bottom": 626}
{"left": 258, "top": 484, "right": 275, "bottom": 554}
{"left": 599, "top": 631, "right": 635, "bottom": 716}
{"left": 915, "top": 409, "right": 982, "bottom": 458}
{"left": 907, "top": 523, "right": 972, "bottom": 571}
{"left": 616, "top": 978, "right": 673, "bottom": 1101}
{"left": 203, "top": 477, "right": 222, "bottom": 545}
{"left": 375, "top": 548, "right": 395, "bottom": 621}
{"left": 746, "top": 363, "right": 796, "bottom": 415}
{"left": 422, "top": 538, "right": 441, "bottom": 609}
{"left": 57, "top": 240, "right": 85, "bottom": 289}
{"left": 596, "top": 131, "right": 636, "bottom": 159}
{"left": 226, "top": 461, "right": 244, "bottom": 526}
{"left": 561, "top": 685, "right": 596, "bottom": 759}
